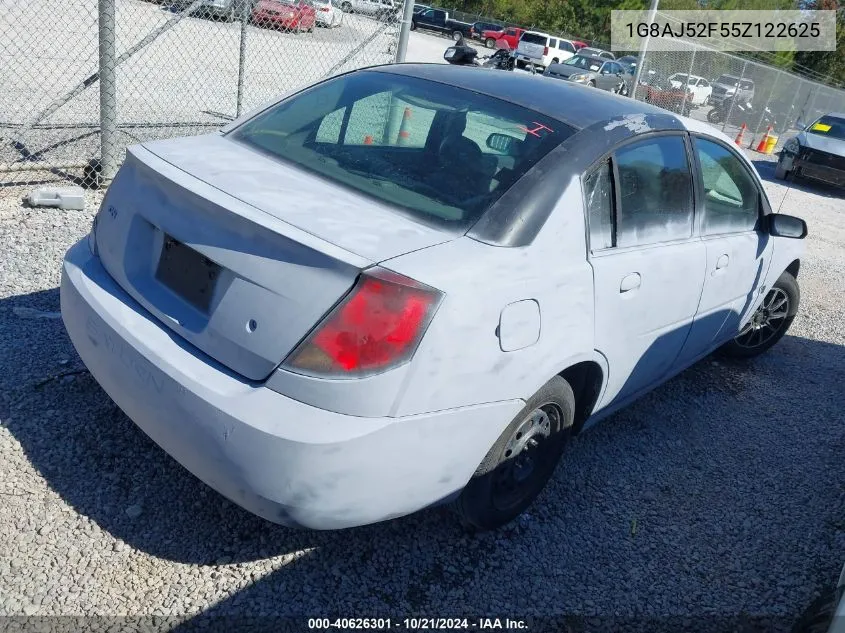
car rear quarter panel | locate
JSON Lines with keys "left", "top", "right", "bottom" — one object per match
{"left": 383, "top": 176, "right": 600, "bottom": 416}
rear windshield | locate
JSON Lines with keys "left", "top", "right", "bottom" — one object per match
{"left": 229, "top": 71, "right": 573, "bottom": 231}
{"left": 521, "top": 32, "right": 548, "bottom": 45}
{"left": 807, "top": 115, "right": 845, "bottom": 140}
{"left": 716, "top": 75, "right": 740, "bottom": 86}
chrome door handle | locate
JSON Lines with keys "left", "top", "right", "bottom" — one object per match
{"left": 620, "top": 272, "right": 641, "bottom": 293}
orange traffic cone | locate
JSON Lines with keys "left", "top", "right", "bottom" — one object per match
{"left": 755, "top": 126, "right": 773, "bottom": 152}
{"left": 734, "top": 123, "right": 747, "bottom": 146}
{"left": 396, "top": 107, "right": 412, "bottom": 146}
{"left": 363, "top": 135, "right": 373, "bottom": 145}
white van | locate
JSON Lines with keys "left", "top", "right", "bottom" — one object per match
{"left": 515, "top": 31, "right": 576, "bottom": 70}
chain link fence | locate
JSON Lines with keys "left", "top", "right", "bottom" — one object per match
{"left": 0, "top": 0, "right": 403, "bottom": 186}
{"left": 631, "top": 36, "right": 845, "bottom": 152}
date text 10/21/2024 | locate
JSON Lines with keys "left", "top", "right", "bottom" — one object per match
{"left": 308, "top": 618, "right": 529, "bottom": 630}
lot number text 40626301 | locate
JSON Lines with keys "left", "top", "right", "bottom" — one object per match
{"left": 308, "top": 618, "right": 529, "bottom": 630}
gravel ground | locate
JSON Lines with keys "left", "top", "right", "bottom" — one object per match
{"left": 0, "top": 148, "right": 843, "bottom": 632}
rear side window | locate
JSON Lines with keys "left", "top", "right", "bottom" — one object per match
{"left": 614, "top": 136, "right": 694, "bottom": 247}
{"left": 694, "top": 138, "right": 759, "bottom": 235}
{"left": 231, "top": 71, "right": 574, "bottom": 231}
{"left": 559, "top": 40, "right": 575, "bottom": 53}
{"left": 583, "top": 161, "right": 614, "bottom": 250}
{"left": 521, "top": 32, "right": 548, "bottom": 45}
{"left": 549, "top": 38, "right": 558, "bottom": 48}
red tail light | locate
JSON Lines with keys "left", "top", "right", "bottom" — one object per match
{"left": 283, "top": 269, "right": 442, "bottom": 377}
{"left": 543, "top": 46, "right": 548, "bottom": 56}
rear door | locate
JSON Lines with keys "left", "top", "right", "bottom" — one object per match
{"left": 586, "top": 134, "right": 706, "bottom": 408}
{"left": 676, "top": 135, "right": 772, "bottom": 363}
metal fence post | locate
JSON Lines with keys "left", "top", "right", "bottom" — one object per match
{"left": 680, "top": 45, "right": 695, "bottom": 114}
{"left": 98, "top": 0, "right": 118, "bottom": 182}
{"left": 721, "top": 60, "right": 747, "bottom": 135}
{"left": 631, "top": 0, "right": 660, "bottom": 95}
{"left": 236, "top": 0, "right": 249, "bottom": 118}
{"left": 394, "top": 0, "right": 414, "bottom": 63}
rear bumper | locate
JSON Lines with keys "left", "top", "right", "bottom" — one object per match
{"left": 60, "top": 240, "right": 519, "bottom": 529}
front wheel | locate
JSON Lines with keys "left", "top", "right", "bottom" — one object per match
{"left": 453, "top": 376, "right": 575, "bottom": 531}
{"left": 485, "top": 37, "right": 495, "bottom": 48}
{"left": 588, "top": 80, "right": 596, "bottom": 88}
{"left": 720, "top": 272, "right": 799, "bottom": 359}
{"left": 774, "top": 157, "right": 790, "bottom": 180}
{"left": 707, "top": 108, "right": 723, "bottom": 124}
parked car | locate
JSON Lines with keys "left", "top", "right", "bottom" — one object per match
{"left": 469, "top": 21, "right": 502, "bottom": 42}
{"left": 544, "top": 54, "right": 628, "bottom": 94}
{"left": 709, "top": 74, "right": 755, "bottom": 106}
{"left": 312, "top": 0, "right": 341, "bottom": 26}
{"left": 514, "top": 31, "right": 576, "bottom": 70}
{"left": 340, "top": 0, "right": 397, "bottom": 19}
{"left": 412, "top": 3, "right": 430, "bottom": 13}
{"left": 775, "top": 112, "right": 845, "bottom": 188}
{"left": 171, "top": 0, "right": 253, "bottom": 20}
{"left": 668, "top": 73, "right": 712, "bottom": 106}
{"left": 482, "top": 25, "right": 524, "bottom": 50}
{"left": 578, "top": 47, "right": 615, "bottom": 60}
{"left": 617, "top": 54, "right": 637, "bottom": 71}
{"left": 572, "top": 40, "right": 588, "bottom": 50}
{"left": 411, "top": 8, "right": 472, "bottom": 40}
{"left": 252, "top": 0, "right": 316, "bottom": 31}
{"left": 793, "top": 559, "right": 845, "bottom": 633}
{"left": 644, "top": 75, "right": 694, "bottom": 115}
{"left": 61, "top": 65, "right": 806, "bottom": 532}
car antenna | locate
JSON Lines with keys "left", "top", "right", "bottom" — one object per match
{"left": 775, "top": 167, "right": 796, "bottom": 216}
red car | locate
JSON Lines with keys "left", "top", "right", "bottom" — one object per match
{"left": 481, "top": 26, "right": 525, "bottom": 50}
{"left": 252, "top": 0, "right": 316, "bottom": 32}
{"left": 643, "top": 76, "right": 694, "bottom": 115}
{"left": 572, "top": 40, "right": 588, "bottom": 50}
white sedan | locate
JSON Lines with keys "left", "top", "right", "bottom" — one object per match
{"left": 312, "top": 0, "right": 341, "bottom": 26}
{"left": 669, "top": 73, "right": 713, "bottom": 106}
{"left": 61, "top": 65, "right": 806, "bottom": 531}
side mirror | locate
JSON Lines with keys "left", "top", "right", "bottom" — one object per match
{"left": 767, "top": 213, "right": 807, "bottom": 239}
{"left": 486, "top": 133, "right": 518, "bottom": 153}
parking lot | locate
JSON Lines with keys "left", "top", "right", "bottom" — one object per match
{"left": 1, "top": 7, "right": 845, "bottom": 630}
{"left": 1, "top": 134, "right": 844, "bottom": 629}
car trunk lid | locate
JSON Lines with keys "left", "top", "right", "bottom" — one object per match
{"left": 95, "top": 135, "right": 453, "bottom": 381}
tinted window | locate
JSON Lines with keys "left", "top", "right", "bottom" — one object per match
{"left": 559, "top": 40, "right": 575, "bottom": 53}
{"left": 699, "top": 79, "right": 709, "bottom": 87}
{"left": 584, "top": 161, "right": 614, "bottom": 250}
{"left": 231, "top": 71, "right": 574, "bottom": 231}
{"left": 549, "top": 38, "right": 557, "bottom": 48}
{"left": 614, "top": 136, "right": 694, "bottom": 247}
{"left": 716, "top": 75, "right": 739, "bottom": 86}
{"left": 521, "top": 32, "right": 548, "bottom": 45}
{"left": 695, "top": 138, "right": 759, "bottom": 235}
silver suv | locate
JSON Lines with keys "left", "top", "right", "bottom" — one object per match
{"left": 709, "top": 74, "right": 755, "bottom": 105}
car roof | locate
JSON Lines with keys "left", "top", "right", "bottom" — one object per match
{"left": 524, "top": 30, "right": 551, "bottom": 37}
{"left": 374, "top": 64, "right": 683, "bottom": 131}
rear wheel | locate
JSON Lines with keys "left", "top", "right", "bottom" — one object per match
{"left": 720, "top": 272, "right": 799, "bottom": 359}
{"left": 454, "top": 376, "right": 575, "bottom": 531}
{"left": 588, "top": 80, "right": 596, "bottom": 88}
{"left": 485, "top": 37, "right": 495, "bottom": 48}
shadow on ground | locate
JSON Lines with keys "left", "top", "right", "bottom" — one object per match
{"left": 2, "top": 286, "right": 844, "bottom": 626}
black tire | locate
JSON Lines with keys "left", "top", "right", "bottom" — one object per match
{"left": 774, "top": 157, "right": 790, "bottom": 180}
{"left": 791, "top": 588, "right": 838, "bottom": 633}
{"left": 707, "top": 107, "right": 723, "bottom": 124}
{"left": 719, "top": 272, "right": 799, "bottom": 359}
{"left": 485, "top": 37, "right": 495, "bottom": 48}
{"left": 588, "top": 80, "right": 596, "bottom": 88}
{"left": 551, "top": 57, "right": 559, "bottom": 64}
{"left": 453, "top": 376, "right": 575, "bottom": 532}
{"left": 516, "top": 60, "right": 526, "bottom": 70}
{"left": 452, "top": 30, "right": 462, "bottom": 41}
